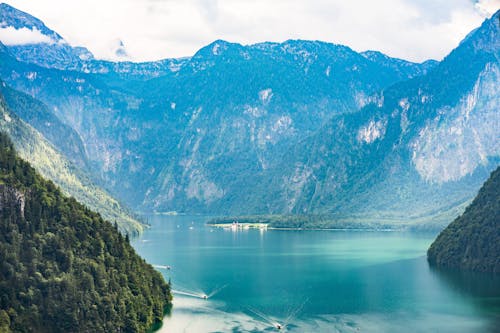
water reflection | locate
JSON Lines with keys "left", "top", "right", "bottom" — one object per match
{"left": 430, "top": 266, "right": 500, "bottom": 332}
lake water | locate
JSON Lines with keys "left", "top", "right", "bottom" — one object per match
{"left": 131, "top": 215, "right": 500, "bottom": 333}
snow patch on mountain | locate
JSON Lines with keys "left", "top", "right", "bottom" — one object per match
{"left": 244, "top": 105, "right": 266, "bottom": 118}
{"left": 212, "top": 41, "right": 229, "bottom": 56}
{"left": 3, "top": 112, "right": 11, "bottom": 123}
{"left": 272, "top": 116, "right": 292, "bottom": 133}
{"left": 189, "top": 107, "right": 202, "bottom": 125}
{"left": 398, "top": 98, "right": 410, "bottom": 112}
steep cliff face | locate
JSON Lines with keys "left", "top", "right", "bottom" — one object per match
{"left": 0, "top": 132, "right": 172, "bottom": 332}
{"left": 411, "top": 62, "right": 499, "bottom": 183}
{"left": 0, "top": 90, "right": 142, "bottom": 234}
{"left": 427, "top": 166, "right": 500, "bottom": 273}
{"left": 263, "top": 11, "right": 500, "bottom": 223}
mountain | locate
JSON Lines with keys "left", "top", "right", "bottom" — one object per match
{"left": 123, "top": 39, "right": 439, "bottom": 212}
{"left": 0, "top": 2, "right": 93, "bottom": 70}
{"left": 0, "top": 86, "right": 142, "bottom": 234}
{"left": 134, "top": 13, "right": 498, "bottom": 219}
{"left": 0, "top": 7, "right": 438, "bottom": 214}
{"left": 360, "top": 50, "right": 438, "bottom": 79}
{"left": 0, "top": 132, "right": 171, "bottom": 332}
{"left": 427, "top": 166, "right": 500, "bottom": 273}
{"left": 0, "top": 4, "right": 497, "bottom": 228}
{"left": 259, "top": 10, "right": 500, "bottom": 226}
{"left": 0, "top": 2, "right": 186, "bottom": 79}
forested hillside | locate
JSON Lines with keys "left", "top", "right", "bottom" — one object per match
{"left": 428, "top": 166, "right": 500, "bottom": 273}
{"left": 0, "top": 88, "right": 142, "bottom": 235}
{"left": 0, "top": 132, "right": 171, "bottom": 332}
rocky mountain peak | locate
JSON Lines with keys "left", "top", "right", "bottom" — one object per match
{"left": 0, "top": 3, "right": 58, "bottom": 37}
{"left": 0, "top": 3, "right": 93, "bottom": 69}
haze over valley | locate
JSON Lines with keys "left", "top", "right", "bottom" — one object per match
{"left": 0, "top": 2, "right": 499, "bottom": 332}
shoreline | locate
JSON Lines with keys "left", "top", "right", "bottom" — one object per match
{"left": 207, "top": 223, "right": 403, "bottom": 232}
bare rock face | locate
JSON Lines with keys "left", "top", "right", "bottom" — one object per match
{"left": 0, "top": 185, "right": 25, "bottom": 218}
{"left": 411, "top": 63, "right": 500, "bottom": 183}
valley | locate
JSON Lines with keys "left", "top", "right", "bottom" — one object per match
{"left": 0, "top": 3, "right": 498, "bottom": 333}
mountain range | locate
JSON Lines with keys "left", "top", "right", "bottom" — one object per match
{"left": 0, "top": 3, "right": 498, "bottom": 230}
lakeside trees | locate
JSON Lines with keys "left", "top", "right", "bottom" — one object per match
{"left": 428, "top": 166, "right": 500, "bottom": 273}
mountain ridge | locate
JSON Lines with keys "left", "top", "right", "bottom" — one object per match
{"left": 0, "top": 7, "right": 438, "bottom": 215}
{"left": 266, "top": 10, "right": 500, "bottom": 221}
{"left": 0, "top": 3, "right": 94, "bottom": 69}
{"left": 0, "top": 4, "right": 498, "bottom": 228}
{"left": 0, "top": 3, "right": 437, "bottom": 77}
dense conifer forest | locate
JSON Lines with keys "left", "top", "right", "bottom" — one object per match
{"left": 428, "top": 166, "right": 500, "bottom": 273}
{"left": 0, "top": 132, "right": 171, "bottom": 332}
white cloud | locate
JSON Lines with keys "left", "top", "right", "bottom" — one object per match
{"left": 474, "top": 0, "right": 500, "bottom": 16}
{"left": 1, "top": 0, "right": 498, "bottom": 62}
{"left": 0, "top": 25, "right": 55, "bottom": 45}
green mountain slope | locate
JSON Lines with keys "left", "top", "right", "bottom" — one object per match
{"left": 0, "top": 92, "right": 142, "bottom": 234}
{"left": 427, "top": 166, "right": 500, "bottom": 273}
{"left": 0, "top": 132, "right": 171, "bottom": 332}
{"left": 0, "top": 81, "right": 89, "bottom": 170}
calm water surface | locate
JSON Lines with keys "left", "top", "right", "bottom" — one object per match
{"left": 131, "top": 215, "right": 500, "bottom": 333}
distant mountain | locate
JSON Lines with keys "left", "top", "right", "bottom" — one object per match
{"left": 427, "top": 166, "right": 500, "bottom": 273}
{"left": 130, "top": 39, "right": 439, "bottom": 212}
{"left": 0, "top": 86, "right": 142, "bottom": 234}
{"left": 261, "top": 10, "right": 500, "bottom": 225}
{"left": 0, "top": 3, "right": 185, "bottom": 79}
{"left": 360, "top": 50, "right": 438, "bottom": 79}
{"left": 0, "top": 132, "right": 171, "bottom": 332}
{"left": 0, "top": 2, "right": 93, "bottom": 70}
{"left": 0, "top": 4, "right": 497, "bottom": 229}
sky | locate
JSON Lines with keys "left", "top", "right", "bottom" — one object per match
{"left": 1, "top": 0, "right": 499, "bottom": 63}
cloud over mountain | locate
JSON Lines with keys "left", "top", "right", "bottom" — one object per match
{"left": 2, "top": 0, "right": 497, "bottom": 62}
{"left": 0, "top": 25, "right": 55, "bottom": 45}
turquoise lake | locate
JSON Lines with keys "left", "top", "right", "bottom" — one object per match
{"left": 131, "top": 215, "right": 500, "bottom": 333}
